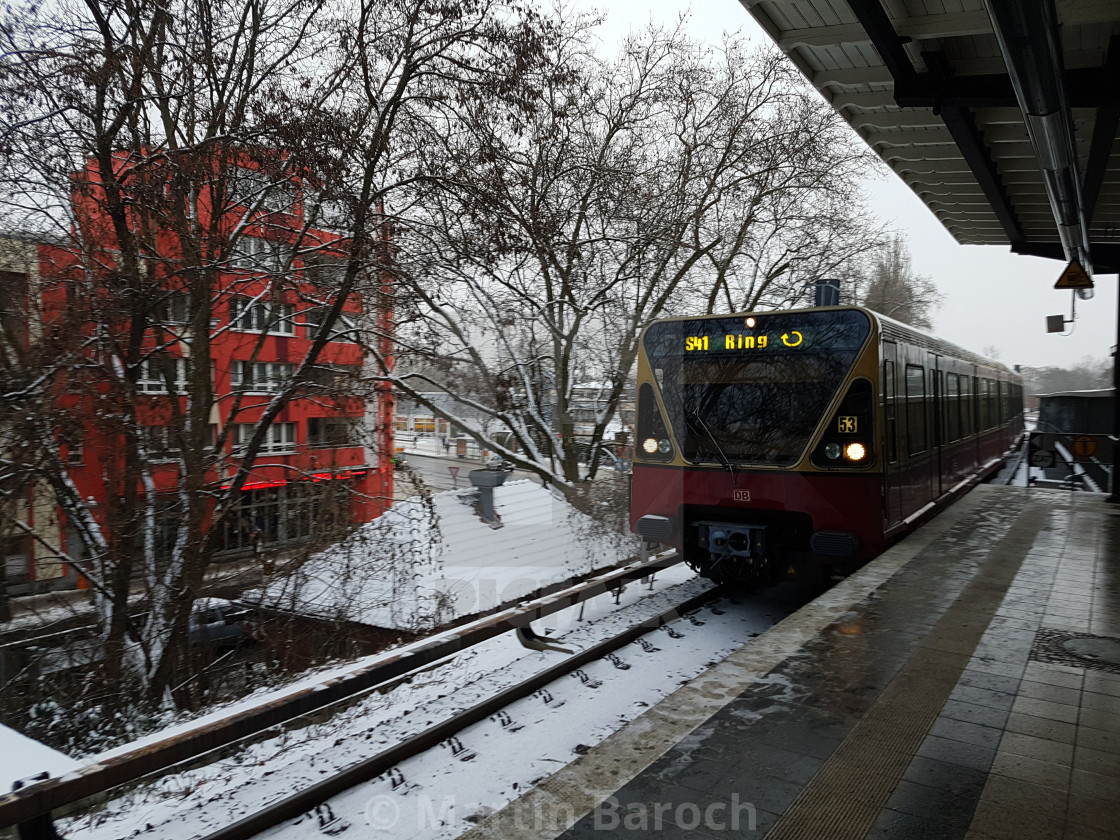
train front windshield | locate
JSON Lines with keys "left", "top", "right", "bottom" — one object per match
{"left": 642, "top": 310, "right": 871, "bottom": 466}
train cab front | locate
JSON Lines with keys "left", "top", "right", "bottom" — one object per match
{"left": 630, "top": 307, "right": 881, "bottom": 586}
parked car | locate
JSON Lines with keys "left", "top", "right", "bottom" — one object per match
{"left": 188, "top": 598, "right": 253, "bottom": 647}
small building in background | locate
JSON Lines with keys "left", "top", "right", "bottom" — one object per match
{"left": 1036, "top": 389, "right": 1115, "bottom": 435}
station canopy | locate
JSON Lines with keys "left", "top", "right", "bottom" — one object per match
{"left": 740, "top": 0, "right": 1120, "bottom": 275}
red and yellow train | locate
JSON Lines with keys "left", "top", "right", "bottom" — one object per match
{"left": 630, "top": 306, "right": 1024, "bottom": 584}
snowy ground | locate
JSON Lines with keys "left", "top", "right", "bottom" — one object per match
{"left": 58, "top": 571, "right": 813, "bottom": 840}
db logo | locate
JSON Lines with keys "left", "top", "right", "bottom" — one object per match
{"left": 733, "top": 490, "right": 751, "bottom": 502}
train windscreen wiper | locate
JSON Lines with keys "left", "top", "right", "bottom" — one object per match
{"left": 685, "top": 409, "right": 735, "bottom": 478}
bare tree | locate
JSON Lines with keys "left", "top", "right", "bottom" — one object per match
{"left": 0, "top": 0, "right": 550, "bottom": 708}
{"left": 384, "top": 24, "right": 880, "bottom": 490}
{"left": 859, "top": 232, "right": 942, "bottom": 329}
{"left": 1020, "top": 357, "right": 1113, "bottom": 397}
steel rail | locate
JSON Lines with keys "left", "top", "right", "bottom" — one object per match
{"left": 196, "top": 584, "right": 724, "bottom": 840}
{"left": 0, "top": 551, "right": 681, "bottom": 830}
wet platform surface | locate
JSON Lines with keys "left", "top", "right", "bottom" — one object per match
{"left": 463, "top": 485, "right": 1120, "bottom": 840}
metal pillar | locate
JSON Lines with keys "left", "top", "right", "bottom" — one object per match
{"left": 1109, "top": 275, "right": 1120, "bottom": 503}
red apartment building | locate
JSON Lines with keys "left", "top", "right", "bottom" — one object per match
{"left": 1, "top": 154, "right": 393, "bottom": 593}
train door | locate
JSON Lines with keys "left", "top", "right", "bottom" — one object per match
{"left": 932, "top": 357, "right": 944, "bottom": 496}
{"left": 882, "top": 342, "right": 903, "bottom": 525}
{"left": 1003, "top": 376, "right": 1012, "bottom": 454}
{"left": 903, "top": 353, "right": 932, "bottom": 514}
{"left": 973, "top": 372, "right": 981, "bottom": 467}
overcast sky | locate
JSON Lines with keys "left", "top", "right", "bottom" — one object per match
{"left": 575, "top": 2, "right": 1118, "bottom": 371}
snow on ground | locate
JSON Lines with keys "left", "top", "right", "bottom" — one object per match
{"left": 59, "top": 571, "right": 811, "bottom": 840}
{"left": 251, "top": 480, "right": 635, "bottom": 631}
{"left": 1, "top": 722, "right": 82, "bottom": 786}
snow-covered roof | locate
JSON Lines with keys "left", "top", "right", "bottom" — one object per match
{"left": 1, "top": 723, "right": 81, "bottom": 789}
{"left": 252, "top": 480, "right": 635, "bottom": 631}
{"left": 1035, "top": 388, "right": 1115, "bottom": 399}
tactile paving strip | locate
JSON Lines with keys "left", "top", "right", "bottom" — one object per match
{"left": 762, "top": 505, "right": 1044, "bottom": 840}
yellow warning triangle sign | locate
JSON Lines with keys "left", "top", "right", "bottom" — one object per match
{"left": 1054, "top": 260, "right": 1093, "bottom": 290}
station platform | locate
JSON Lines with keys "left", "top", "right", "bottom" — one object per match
{"left": 462, "top": 485, "right": 1120, "bottom": 839}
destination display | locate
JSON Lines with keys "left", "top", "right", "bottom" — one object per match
{"left": 646, "top": 310, "right": 870, "bottom": 359}
{"left": 684, "top": 331, "right": 806, "bottom": 351}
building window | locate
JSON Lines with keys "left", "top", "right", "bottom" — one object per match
{"left": 308, "top": 417, "right": 358, "bottom": 447}
{"left": 229, "top": 297, "right": 294, "bottom": 334}
{"left": 142, "top": 425, "right": 181, "bottom": 459}
{"left": 231, "top": 361, "right": 294, "bottom": 393}
{"left": 304, "top": 306, "right": 358, "bottom": 343}
{"left": 2, "top": 535, "right": 32, "bottom": 585}
{"left": 230, "top": 235, "right": 288, "bottom": 273}
{"left": 154, "top": 514, "right": 179, "bottom": 560}
{"left": 153, "top": 291, "right": 191, "bottom": 325}
{"left": 233, "top": 422, "right": 296, "bottom": 455}
{"left": 0, "top": 270, "right": 29, "bottom": 348}
{"left": 220, "top": 481, "right": 338, "bottom": 551}
{"left": 305, "top": 363, "right": 361, "bottom": 392}
{"left": 230, "top": 168, "right": 293, "bottom": 215}
{"left": 61, "top": 430, "right": 83, "bottom": 465}
{"left": 302, "top": 251, "right": 348, "bottom": 287}
{"left": 137, "top": 357, "right": 188, "bottom": 393}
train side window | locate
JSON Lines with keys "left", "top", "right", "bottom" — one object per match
{"left": 971, "top": 376, "right": 979, "bottom": 433}
{"left": 905, "top": 364, "right": 926, "bottom": 455}
{"left": 884, "top": 359, "right": 897, "bottom": 464}
{"left": 946, "top": 373, "right": 960, "bottom": 442}
{"left": 933, "top": 369, "right": 943, "bottom": 447}
{"left": 960, "top": 375, "right": 971, "bottom": 437}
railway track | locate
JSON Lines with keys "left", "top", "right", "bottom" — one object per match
{"left": 195, "top": 582, "right": 723, "bottom": 840}
{"left": 0, "top": 551, "right": 700, "bottom": 837}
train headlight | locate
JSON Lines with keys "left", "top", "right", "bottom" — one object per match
{"left": 844, "top": 442, "right": 867, "bottom": 462}
{"left": 824, "top": 443, "right": 841, "bottom": 460}
{"left": 642, "top": 437, "right": 659, "bottom": 454}
{"left": 658, "top": 439, "right": 671, "bottom": 454}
